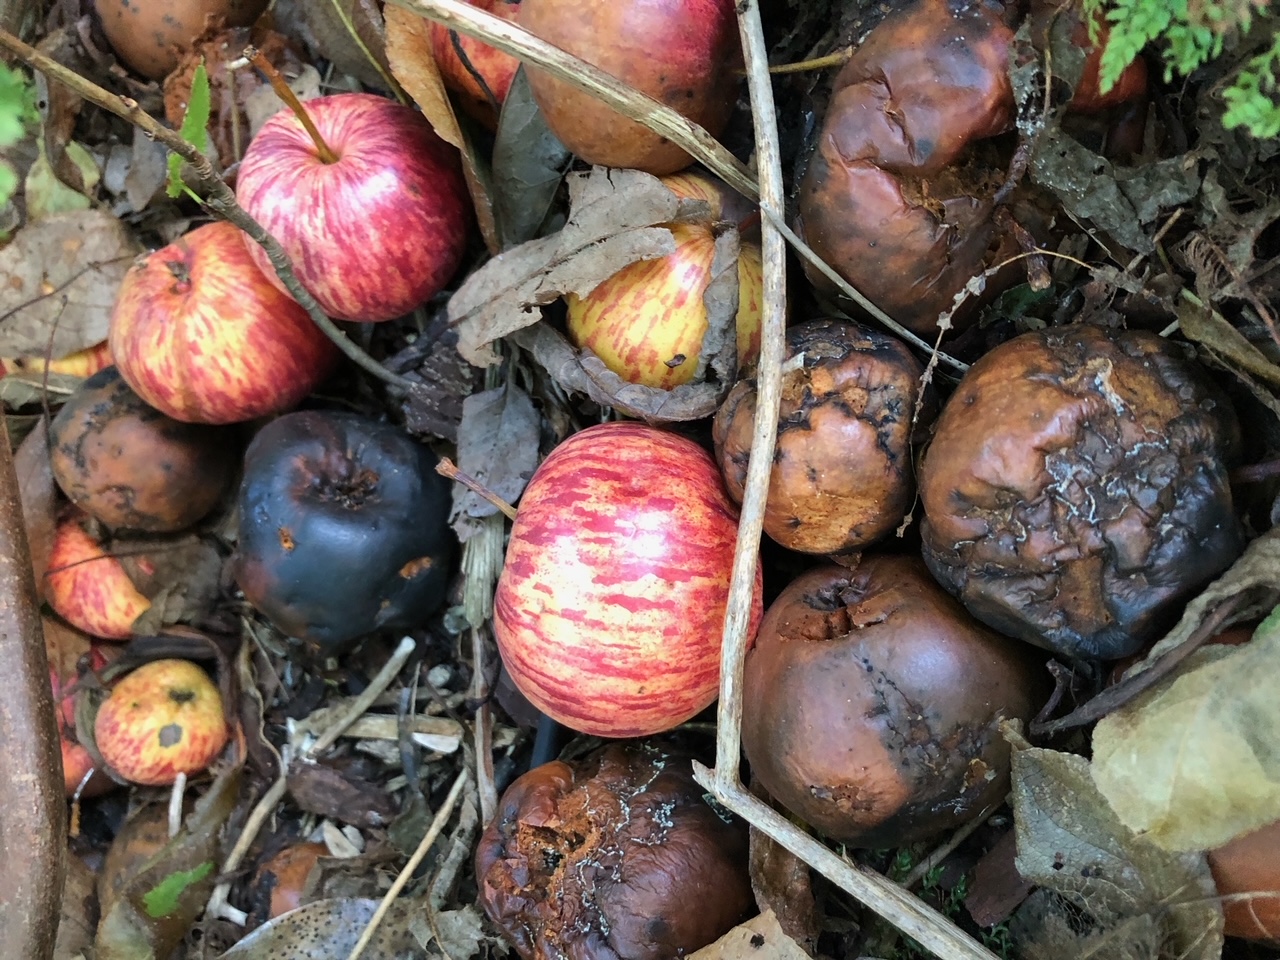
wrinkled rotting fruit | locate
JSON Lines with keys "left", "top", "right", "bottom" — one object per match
{"left": 919, "top": 325, "right": 1243, "bottom": 661}
{"left": 796, "top": 0, "right": 1019, "bottom": 336}
{"left": 714, "top": 318, "right": 930, "bottom": 556}
{"left": 475, "top": 742, "right": 754, "bottom": 960}
{"left": 93, "top": 0, "right": 270, "bottom": 80}
{"left": 233, "top": 410, "right": 454, "bottom": 654}
{"left": 742, "top": 558, "right": 1046, "bottom": 848}
{"left": 1208, "top": 817, "right": 1280, "bottom": 941}
{"left": 50, "top": 366, "right": 234, "bottom": 533}
{"left": 517, "top": 0, "right": 742, "bottom": 175}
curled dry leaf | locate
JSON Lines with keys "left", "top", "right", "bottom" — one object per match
{"left": 384, "top": 4, "right": 499, "bottom": 253}
{"left": 450, "top": 382, "right": 541, "bottom": 541}
{"left": 1008, "top": 724, "right": 1222, "bottom": 960}
{"left": 122, "top": 533, "right": 226, "bottom": 636}
{"left": 450, "top": 167, "right": 711, "bottom": 366}
{"left": 299, "top": 0, "right": 396, "bottom": 92}
{"left": 492, "top": 67, "right": 572, "bottom": 250}
{"left": 508, "top": 226, "right": 743, "bottom": 422}
{"left": 1177, "top": 295, "right": 1280, "bottom": 388}
{"left": 0, "top": 209, "right": 140, "bottom": 359}
{"left": 1091, "top": 608, "right": 1280, "bottom": 852}
{"left": 14, "top": 418, "right": 56, "bottom": 595}
{"left": 406, "top": 904, "right": 491, "bottom": 957}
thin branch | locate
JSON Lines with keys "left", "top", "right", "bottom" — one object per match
{"left": 0, "top": 28, "right": 418, "bottom": 394}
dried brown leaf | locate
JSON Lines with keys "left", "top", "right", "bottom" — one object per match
{"left": 687, "top": 911, "right": 811, "bottom": 960}
{"left": 450, "top": 167, "right": 711, "bottom": 365}
{"left": 407, "top": 904, "right": 490, "bottom": 958}
{"left": 1008, "top": 729, "right": 1222, "bottom": 960}
{"left": 451, "top": 383, "right": 540, "bottom": 540}
{"left": 0, "top": 210, "right": 140, "bottom": 359}
{"left": 1177, "top": 296, "right": 1280, "bottom": 387}
{"left": 122, "top": 533, "right": 225, "bottom": 635}
{"left": 748, "top": 827, "right": 819, "bottom": 953}
{"left": 384, "top": 5, "right": 499, "bottom": 252}
{"left": 14, "top": 418, "right": 56, "bottom": 595}
{"left": 1092, "top": 606, "right": 1280, "bottom": 852}
{"left": 287, "top": 763, "right": 397, "bottom": 829}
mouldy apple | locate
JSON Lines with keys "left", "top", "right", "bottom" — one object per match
{"left": 109, "top": 220, "right": 339, "bottom": 424}
{"left": 50, "top": 366, "right": 235, "bottom": 532}
{"left": 493, "top": 421, "right": 762, "bottom": 738}
{"left": 45, "top": 513, "right": 152, "bottom": 640}
{"left": 94, "top": 0, "right": 270, "bottom": 80}
{"left": 94, "top": 658, "right": 229, "bottom": 786}
{"left": 517, "top": 0, "right": 742, "bottom": 174}
{"left": 232, "top": 410, "right": 455, "bottom": 654}
{"left": 236, "top": 92, "right": 471, "bottom": 322}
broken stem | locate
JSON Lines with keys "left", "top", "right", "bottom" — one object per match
{"left": 436, "top": 456, "right": 519, "bottom": 521}
{"left": 246, "top": 47, "right": 338, "bottom": 163}
{"left": 765, "top": 47, "right": 853, "bottom": 74}
{"left": 0, "top": 28, "right": 415, "bottom": 394}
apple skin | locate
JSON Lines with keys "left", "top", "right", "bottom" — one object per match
{"left": 430, "top": 0, "right": 522, "bottom": 128}
{"left": 45, "top": 514, "right": 152, "bottom": 640}
{"left": 567, "top": 223, "right": 762, "bottom": 389}
{"left": 493, "top": 422, "right": 762, "bottom": 738}
{"left": 517, "top": 0, "right": 742, "bottom": 175}
{"left": 236, "top": 92, "right": 471, "bottom": 322}
{"left": 109, "top": 221, "right": 340, "bottom": 424}
{"left": 94, "top": 658, "right": 229, "bottom": 786}
{"left": 1209, "top": 817, "right": 1280, "bottom": 941}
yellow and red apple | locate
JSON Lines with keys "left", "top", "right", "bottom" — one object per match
{"left": 45, "top": 513, "right": 152, "bottom": 640}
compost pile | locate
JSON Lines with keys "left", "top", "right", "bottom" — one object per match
{"left": 1, "top": 0, "right": 1279, "bottom": 959}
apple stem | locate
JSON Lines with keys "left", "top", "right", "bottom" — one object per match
{"left": 245, "top": 47, "right": 339, "bottom": 164}
{"left": 436, "top": 457, "right": 519, "bottom": 521}
{"left": 764, "top": 47, "right": 853, "bottom": 74}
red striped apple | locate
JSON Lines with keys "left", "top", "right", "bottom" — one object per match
{"left": 45, "top": 513, "right": 152, "bottom": 640}
{"left": 236, "top": 92, "right": 471, "bottom": 322}
{"left": 109, "top": 220, "right": 339, "bottom": 424}
{"left": 94, "top": 658, "right": 229, "bottom": 786}
{"left": 493, "top": 421, "right": 762, "bottom": 737}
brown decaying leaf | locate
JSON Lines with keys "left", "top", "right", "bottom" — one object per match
{"left": 120, "top": 533, "right": 225, "bottom": 635}
{"left": 0, "top": 209, "right": 140, "bottom": 359}
{"left": 399, "top": 329, "right": 483, "bottom": 443}
{"left": 384, "top": 5, "right": 499, "bottom": 253}
{"left": 217, "top": 898, "right": 425, "bottom": 959}
{"left": 963, "top": 829, "right": 1033, "bottom": 928}
{"left": 286, "top": 763, "right": 398, "bottom": 829}
{"left": 450, "top": 167, "right": 713, "bottom": 366}
{"left": 14, "top": 418, "right": 56, "bottom": 596}
{"left": 1177, "top": 296, "right": 1280, "bottom": 387}
{"left": 55, "top": 853, "right": 97, "bottom": 960}
{"left": 406, "top": 904, "right": 490, "bottom": 958}
{"left": 1008, "top": 727, "right": 1223, "bottom": 960}
{"left": 95, "top": 765, "right": 242, "bottom": 960}
{"left": 1091, "top": 605, "right": 1280, "bottom": 852}
{"left": 748, "top": 826, "right": 819, "bottom": 953}
{"left": 687, "top": 910, "right": 811, "bottom": 960}
{"left": 450, "top": 383, "right": 540, "bottom": 541}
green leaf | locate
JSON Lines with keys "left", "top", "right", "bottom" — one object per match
{"left": 0, "top": 62, "right": 33, "bottom": 147}
{"left": 141, "top": 861, "right": 215, "bottom": 918}
{"left": 166, "top": 62, "right": 211, "bottom": 199}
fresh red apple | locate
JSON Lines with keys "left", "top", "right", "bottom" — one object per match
{"left": 236, "top": 92, "right": 471, "bottom": 322}
{"left": 430, "top": 0, "right": 522, "bottom": 128}
{"left": 0, "top": 340, "right": 112, "bottom": 380}
{"left": 517, "top": 0, "right": 742, "bottom": 175}
{"left": 45, "top": 513, "right": 152, "bottom": 640}
{"left": 566, "top": 222, "right": 762, "bottom": 389}
{"left": 493, "top": 421, "right": 762, "bottom": 738}
{"left": 109, "top": 220, "right": 340, "bottom": 424}
{"left": 94, "top": 658, "right": 229, "bottom": 786}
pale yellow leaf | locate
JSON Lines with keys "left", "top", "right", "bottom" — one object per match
{"left": 687, "top": 911, "right": 810, "bottom": 960}
{"left": 1092, "top": 605, "right": 1280, "bottom": 851}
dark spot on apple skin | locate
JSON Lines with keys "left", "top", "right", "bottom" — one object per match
{"left": 169, "top": 689, "right": 196, "bottom": 704}
{"left": 158, "top": 723, "right": 184, "bottom": 748}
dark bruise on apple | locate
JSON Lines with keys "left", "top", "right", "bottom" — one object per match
{"left": 236, "top": 92, "right": 471, "bottom": 323}
{"left": 919, "top": 325, "right": 1243, "bottom": 661}
{"left": 741, "top": 558, "right": 1047, "bottom": 848}
{"left": 50, "top": 366, "right": 235, "bottom": 533}
{"left": 714, "top": 318, "right": 930, "bottom": 556}
{"left": 517, "top": 0, "right": 742, "bottom": 175}
{"left": 233, "top": 410, "right": 455, "bottom": 653}
{"left": 475, "top": 742, "right": 754, "bottom": 960}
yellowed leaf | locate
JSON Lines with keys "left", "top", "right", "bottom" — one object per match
{"left": 687, "top": 911, "right": 810, "bottom": 960}
{"left": 1091, "top": 605, "right": 1280, "bottom": 851}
